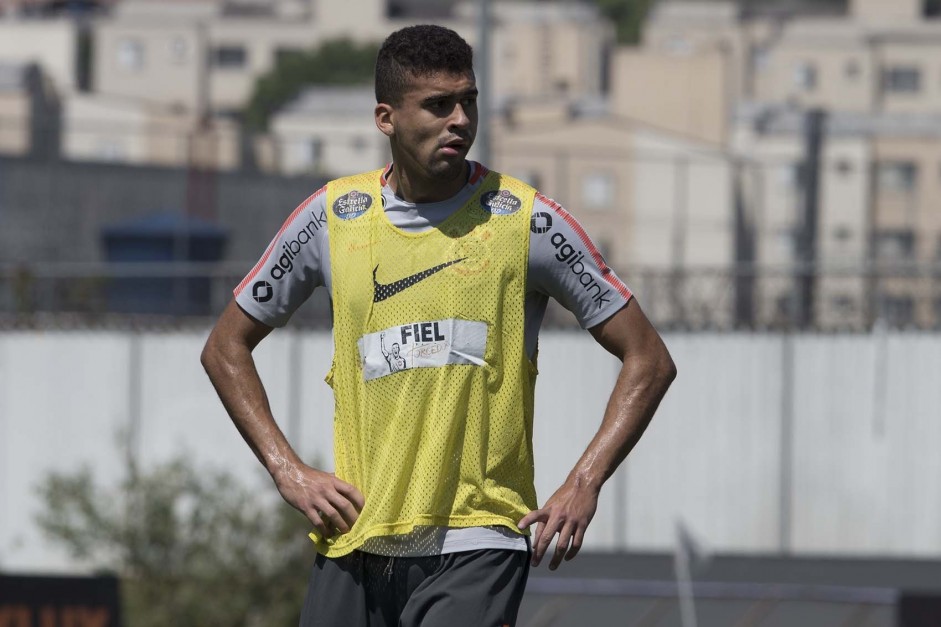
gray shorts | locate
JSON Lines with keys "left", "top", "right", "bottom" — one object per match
{"left": 298, "top": 548, "right": 530, "bottom": 627}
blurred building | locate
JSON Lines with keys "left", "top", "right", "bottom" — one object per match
{"left": 91, "top": 0, "right": 613, "bottom": 115}
{"left": 615, "top": 0, "right": 941, "bottom": 328}
{"left": 63, "top": 93, "right": 240, "bottom": 169}
{"left": 0, "top": 18, "right": 79, "bottom": 93}
{"left": 267, "top": 86, "right": 388, "bottom": 176}
{"left": 493, "top": 99, "right": 734, "bottom": 328}
{"left": 0, "top": 62, "right": 60, "bottom": 158}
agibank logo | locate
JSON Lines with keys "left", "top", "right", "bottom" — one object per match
{"left": 549, "top": 231, "right": 613, "bottom": 310}
{"left": 252, "top": 280, "right": 273, "bottom": 303}
{"left": 333, "top": 190, "right": 373, "bottom": 220}
{"left": 481, "top": 189, "right": 522, "bottom": 215}
{"left": 268, "top": 207, "right": 327, "bottom": 281}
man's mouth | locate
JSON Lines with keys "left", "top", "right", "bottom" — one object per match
{"left": 440, "top": 138, "right": 467, "bottom": 155}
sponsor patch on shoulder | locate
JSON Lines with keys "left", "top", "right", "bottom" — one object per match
{"left": 333, "top": 190, "right": 373, "bottom": 220}
{"left": 357, "top": 318, "right": 488, "bottom": 382}
{"left": 481, "top": 189, "right": 522, "bottom": 215}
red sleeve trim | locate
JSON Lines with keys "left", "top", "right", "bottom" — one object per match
{"left": 536, "top": 192, "right": 632, "bottom": 302}
{"left": 469, "top": 161, "right": 489, "bottom": 184}
{"left": 234, "top": 186, "right": 326, "bottom": 297}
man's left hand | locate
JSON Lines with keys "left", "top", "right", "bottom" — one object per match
{"left": 518, "top": 478, "right": 599, "bottom": 570}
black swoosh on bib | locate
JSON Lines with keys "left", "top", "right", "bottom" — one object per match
{"left": 373, "top": 258, "right": 465, "bottom": 303}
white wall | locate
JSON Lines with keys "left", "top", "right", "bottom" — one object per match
{"left": 3, "top": 329, "right": 941, "bottom": 573}
{"left": 0, "top": 21, "right": 77, "bottom": 91}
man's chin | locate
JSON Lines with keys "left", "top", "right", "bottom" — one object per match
{"left": 428, "top": 157, "right": 467, "bottom": 180}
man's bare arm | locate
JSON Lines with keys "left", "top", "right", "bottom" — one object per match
{"left": 201, "top": 299, "right": 364, "bottom": 535}
{"left": 518, "top": 298, "right": 676, "bottom": 569}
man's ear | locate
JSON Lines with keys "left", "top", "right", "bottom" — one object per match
{"left": 375, "top": 103, "right": 394, "bottom": 138}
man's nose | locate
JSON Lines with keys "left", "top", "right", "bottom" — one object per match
{"left": 449, "top": 103, "right": 470, "bottom": 128}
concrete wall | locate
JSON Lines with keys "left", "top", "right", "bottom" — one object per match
{"left": 3, "top": 329, "right": 941, "bottom": 573}
{"left": 612, "top": 49, "right": 729, "bottom": 145}
{"left": 0, "top": 20, "right": 77, "bottom": 92}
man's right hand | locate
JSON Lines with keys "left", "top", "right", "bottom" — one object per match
{"left": 274, "top": 463, "right": 365, "bottom": 537}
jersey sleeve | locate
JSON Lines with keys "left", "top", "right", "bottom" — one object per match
{"left": 233, "top": 187, "right": 329, "bottom": 327}
{"left": 528, "top": 193, "right": 632, "bottom": 329}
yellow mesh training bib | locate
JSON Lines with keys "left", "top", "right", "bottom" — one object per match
{"left": 314, "top": 167, "right": 538, "bottom": 557}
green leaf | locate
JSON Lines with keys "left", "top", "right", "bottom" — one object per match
{"left": 243, "top": 38, "right": 380, "bottom": 132}
{"left": 36, "top": 456, "right": 316, "bottom": 627}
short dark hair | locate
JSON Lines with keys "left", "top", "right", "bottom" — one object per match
{"left": 375, "top": 25, "right": 474, "bottom": 105}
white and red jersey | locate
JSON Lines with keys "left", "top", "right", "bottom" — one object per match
{"left": 235, "top": 162, "right": 632, "bottom": 355}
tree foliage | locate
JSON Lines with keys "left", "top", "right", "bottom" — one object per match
{"left": 243, "top": 38, "right": 380, "bottom": 132}
{"left": 593, "top": 0, "right": 849, "bottom": 46}
{"left": 37, "top": 458, "right": 315, "bottom": 627}
{"left": 594, "top": 0, "right": 656, "bottom": 45}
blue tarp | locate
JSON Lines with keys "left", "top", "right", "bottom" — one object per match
{"left": 101, "top": 211, "right": 228, "bottom": 315}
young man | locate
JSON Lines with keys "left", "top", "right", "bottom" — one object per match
{"left": 202, "top": 24, "right": 675, "bottom": 627}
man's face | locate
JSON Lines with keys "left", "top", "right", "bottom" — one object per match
{"left": 380, "top": 70, "right": 478, "bottom": 183}
{"left": 392, "top": 343, "right": 400, "bottom": 357}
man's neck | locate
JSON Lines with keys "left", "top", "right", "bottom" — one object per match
{"left": 388, "top": 161, "right": 469, "bottom": 204}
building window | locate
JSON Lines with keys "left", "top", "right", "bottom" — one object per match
{"left": 117, "top": 39, "right": 144, "bottom": 70}
{"left": 309, "top": 138, "right": 323, "bottom": 169}
{"left": 169, "top": 36, "right": 188, "bottom": 64}
{"left": 751, "top": 47, "right": 770, "bottom": 73}
{"left": 833, "top": 225, "right": 853, "bottom": 242}
{"left": 777, "top": 163, "right": 803, "bottom": 191}
{"left": 878, "top": 295, "right": 915, "bottom": 327}
{"left": 875, "top": 229, "right": 916, "bottom": 262}
{"left": 582, "top": 172, "right": 614, "bottom": 209}
{"left": 844, "top": 59, "right": 860, "bottom": 80}
{"left": 96, "top": 139, "right": 125, "bottom": 161}
{"left": 776, "top": 227, "right": 798, "bottom": 259}
{"left": 831, "top": 295, "right": 855, "bottom": 316}
{"left": 876, "top": 161, "right": 918, "bottom": 192}
{"left": 666, "top": 37, "right": 693, "bottom": 55}
{"left": 793, "top": 61, "right": 816, "bottom": 90}
{"left": 213, "top": 45, "right": 247, "bottom": 69}
{"left": 350, "top": 136, "right": 367, "bottom": 152}
{"left": 883, "top": 66, "right": 921, "bottom": 93}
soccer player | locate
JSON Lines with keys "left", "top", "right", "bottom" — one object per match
{"left": 201, "top": 24, "right": 675, "bottom": 627}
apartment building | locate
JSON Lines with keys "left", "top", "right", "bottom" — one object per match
{"left": 0, "top": 63, "right": 38, "bottom": 156}
{"left": 62, "top": 92, "right": 240, "bottom": 169}
{"left": 0, "top": 17, "right": 78, "bottom": 93}
{"left": 92, "top": 0, "right": 613, "bottom": 114}
{"left": 488, "top": 97, "right": 734, "bottom": 328}
{"left": 615, "top": 0, "right": 941, "bottom": 328}
{"left": 268, "top": 85, "right": 388, "bottom": 176}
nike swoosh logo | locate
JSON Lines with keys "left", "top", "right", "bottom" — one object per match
{"left": 373, "top": 258, "right": 466, "bottom": 303}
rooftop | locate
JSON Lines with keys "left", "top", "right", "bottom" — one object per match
{"left": 280, "top": 85, "right": 375, "bottom": 117}
{"left": 737, "top": 102, "right": 941, "bottom": 138}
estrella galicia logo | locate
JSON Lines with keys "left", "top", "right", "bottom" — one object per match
{"left": 252, "top": 280, "right": 273, "bottom": 303}
{"left": 481, "top": 189, "right": 522, "bottom": 215}
{"left": 531, "top": 211, "right": 553, "bottom": 234}
{"left": 332, "top": 190, "right": 373, "bottom": 220}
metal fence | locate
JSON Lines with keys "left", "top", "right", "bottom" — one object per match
{"left": 3, "top": 261, "right": 941, "bottom": 332}
{"left": 4, "top": 121, "right": 941, "bottom": 331}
